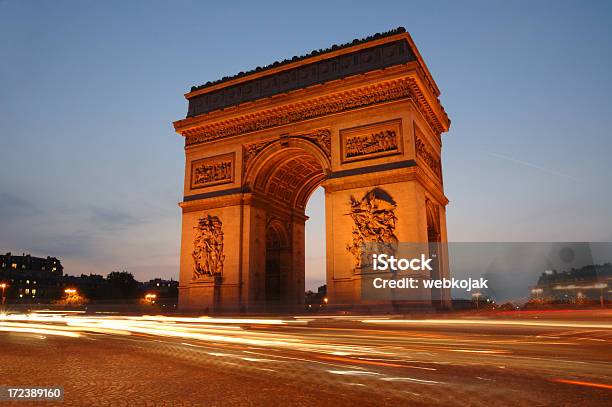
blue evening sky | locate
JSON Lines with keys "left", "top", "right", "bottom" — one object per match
{"left": 1, "top": 1, "right": 611, "bottom": 288}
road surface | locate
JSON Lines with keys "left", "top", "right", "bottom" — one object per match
{"left": 0, "top": 311, "right": 610, "bottom": 406}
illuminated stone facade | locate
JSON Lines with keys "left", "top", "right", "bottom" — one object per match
{"left": 173, "top": 28, "right": 451, "bottom": 312}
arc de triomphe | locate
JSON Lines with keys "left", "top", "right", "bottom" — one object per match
{"left": 173, "top": 27, "right": 451, "bottom": 312}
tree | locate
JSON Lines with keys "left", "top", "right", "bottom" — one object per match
{"left": 106, "top": 271, "right": 139, "bottom": 299}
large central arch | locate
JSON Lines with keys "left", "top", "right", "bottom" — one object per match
{"left": 246, "top": 137, "right": 330, "bottom": 209}
{"left": 174, "top": 28, "right": 451, "bottom": 312}
{"left": 245, "top": 138, "right": 330, "bottom": 310}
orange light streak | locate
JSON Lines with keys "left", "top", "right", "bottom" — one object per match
{"left": 551, "top": 378, "right": 612, "bottom": 390}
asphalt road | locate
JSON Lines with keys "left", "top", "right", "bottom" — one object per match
{"left": 0, "top": 312, "right": 610, "bottom": 406}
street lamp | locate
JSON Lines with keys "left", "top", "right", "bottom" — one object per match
{"left": 531, "top": 287, "right": 543, "bottom": 301}
{"left": 472, "top": 292, "right": 482, "bottom": 309}
{"left": 594, "top": 283, "right": 607, "bottom": 308}
{"left": 145, "top": 293, "right": 157, "bottom": 304}
{"left": 1, "top": 283, "right": 7, "bottom": 306}
{"left": 64, "top": 288, "right": 77, "bottom": 294}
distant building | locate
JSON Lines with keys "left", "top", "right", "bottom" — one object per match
{"left": 0, "top": 252, "right": 63, "bottom": 275}
{"left": 305, "top": 285, "right": 327, "bottom": 310}
{"left": 532, "top": 263, "right": 611, "bottom": 304}
{"left": 0, "top": 251, "right": 180, "bottom": 305}
{"left": 0, "top": 252, "right": 64, "bottom": 301}
{"left": 143, "top": 278, "right": 178, "bottom": 298}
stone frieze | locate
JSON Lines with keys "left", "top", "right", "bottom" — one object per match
{"left": 190, "top": 153, "right": 235, "bottom": 189}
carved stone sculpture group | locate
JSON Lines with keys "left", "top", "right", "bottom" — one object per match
{"left": 192, "top": 215, "right": 225, "bottom": 278}
{"left": 346, "top": 189, "right": 398, "bottom": 269}
{"left": 415, "top": 135, "right": 441, "bottom": 178}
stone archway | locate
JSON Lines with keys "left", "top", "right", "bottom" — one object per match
{"left": 244, "top": 137, "right": 331, "bottom": 209}
{"left": 174, "top": 28, "right": 451, "bottom": 312}
{"left": 244, "top": 137, "right": 330, "bottom": 311}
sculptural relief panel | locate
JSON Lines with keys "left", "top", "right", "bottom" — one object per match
{"left": 340, "top": 119, "right": 402, "bottom": 163}
{"left": 414, "top": 126, "right": 442, "bottom": 179}
{"left": 346, "top": 188, "right": 398, "bottom": 270}
{"left": 190, "top": 153, "right": 235, "bottom": 189}
{"left": 192, "top": 215, "right": 225, "bottom": 279}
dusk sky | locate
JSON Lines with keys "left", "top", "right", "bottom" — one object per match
{"left": 1, "top": 1, "right": 611, "bottom": 289}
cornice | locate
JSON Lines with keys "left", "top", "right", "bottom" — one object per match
{"left": 179, "top": 193, "right": 245, "bottom": 213}
{"left": 175, "top": 75, "right": 449, "bottom": 148}
{"left": 322, "top": 166, "right": 448, "bottom": 206}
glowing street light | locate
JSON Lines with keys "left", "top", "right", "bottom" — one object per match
{"left": 323, "top": 297, "right": 329, "bottom": 305}
{"left": 594, "top": 283, "right": 607, "bottom": 308}
{"left": 472, "top": 292, "right": 482, "bottom": 309}
{"left": 64, "top": 288, "right": 77, "bottom": 294}
{"left": 1, "top": 283, "right": 7, "bottom": 306}
{"left": 145, "top": 293, "right": 157, "bottom": 304}
{"left": 531, "top": 287, "right": 543, "bottom": 301}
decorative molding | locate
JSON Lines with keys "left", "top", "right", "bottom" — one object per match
{"left": 340, "top": 119, "right": 401, "bottom": 163}
{"left": 192, "top": 215, "right": 225, "bottom": 279}
{"left": 190, "top": 153, "right": 235, "bottom": 190}
{"left": 242, "top": 129, "right": 331, "bottom": 173}
{"left": 299, "top": 129, "right": 331, "bottom": 159}
{"left": 346, "top": 188, "right": 398, "bottom": 269}
{"left": 328, "top": 159, "right": 415, "bottom": 179}
{"left": 186, "top": 38, "right": 414, "bottom": 116}
{"left": 414, "top": 127, "right": 441, "bottom": 179}
{"left": 243, "top": 140, "right": 273, "bottom": 170}
{"left": 181, "top": 78, "right": 445, "bottom": 147}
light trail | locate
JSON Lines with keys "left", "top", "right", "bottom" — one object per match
{"left": 360, "top": 318, "right": 612, "bottom": 329}
{"left": 380, "top": 377, "right": 443, "bottom": 384}
{"left": 449, "top": 349, "right": 511, "bottom": 354}
{"left": 0, "top": 324, "right": 80, "bottom": 338}
{"left": 551, "top": 378, "right": 612, "bottom": 390}
{"left": 1, "top": 311, "right": 610, "bottom": 405}
{"left": 0, "top": 313, "right": 395, "bottom": 360}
